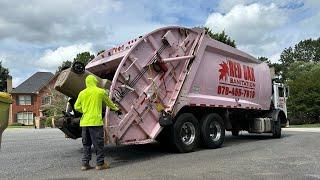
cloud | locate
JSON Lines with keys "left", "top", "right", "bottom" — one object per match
{"left": 12, "top": 77, "right": 28, "bottom": 88}
{"left": 269, "top": 53, "right": 281, "bottom": 63}
{"left": 205, "top": 3, "right": 287, "bottom": 45}
{"left": 0, "top": 0, "right": 121, "bottom": 44}
{"left": 217, "top": 0, "right": 307, "bottom": 12}
{"left": 205, "top": 3, "right": 299, "bottom": 62}
{"left": 217, "top": 0, "right": 247, "bottom": 12}
{"left": 37, "top": 43, "right": 94, "bottom": 71}
{"left": 299, "top": 11, "right": 320, "bottom": 38}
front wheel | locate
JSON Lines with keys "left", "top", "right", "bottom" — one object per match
{"left": 201, "top": 113, "right": 225, "bottom": 149}
{"left": 172, "top": 113, "right": 200, "bottom": 153}
{"left": 272, "top": 117, "right": 282, "bottom": 138}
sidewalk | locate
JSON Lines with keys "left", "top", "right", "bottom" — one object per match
{"left": 283, "top": 128, "right": 320, "bottom": 133}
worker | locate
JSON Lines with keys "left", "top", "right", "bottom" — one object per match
{"left": 75, "top": 75, "right": 120, "bottom": 171}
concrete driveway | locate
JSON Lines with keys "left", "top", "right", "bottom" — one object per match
{"left": 1, "top": 128, "right": 320, "bottom": 180}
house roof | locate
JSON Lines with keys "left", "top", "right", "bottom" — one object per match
{"left": 11, "top": 72, "right": 54, "bottom": 94}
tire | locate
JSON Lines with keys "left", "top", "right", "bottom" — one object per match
{"left": 201, "top": 113, "right": 225, "bottom": 149}
{"left": 232, "top": 130, "right": 239, "bottom": 136}
{"left": 272, "top": 117, "right": 282, "bottom": 138}
{"left": 172, "top": 113, "right": 200, "bottom": 153}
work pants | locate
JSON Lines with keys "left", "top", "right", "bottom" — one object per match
{"left": 82, "top": 126, "right": 105, "bottom": 166}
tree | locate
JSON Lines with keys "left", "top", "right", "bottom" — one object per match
{"left": 257, "top": 57, "right": 284, "bottom": 78}
{"left": 276, "top": 38, "right": 320, "bottom": 124}
{"left": 285, "top": 61, "right": 315, "bottom": 81}
{"left": 205, "top": 27, "right": 236, "bottom": 48}
{"left": 287, "top": 62, "right": 320, "bottom": 123}
{"left": 279, "top": 38, "right": 320, "bottom": 81}
{"left": 258, "top": 56, "right": 272, "bottom": 65}
{"left": 73, "top": 52, "right": 95, "bottom": 65}
{"left": 56, "top": 60, "right": 72, "bottom": 73}
{"left": 0, "top": 61, "right": 10, "bottom": 92}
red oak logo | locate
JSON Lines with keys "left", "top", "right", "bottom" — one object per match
{"left": 219, "top": 62, "right": 229, "bottom": 81}
{"left": 218, "top": 60, "right": 255, "bottom": 82}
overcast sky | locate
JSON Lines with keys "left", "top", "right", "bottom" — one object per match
{"left": 1, "top": 0, "right": 319, "bottom": 87}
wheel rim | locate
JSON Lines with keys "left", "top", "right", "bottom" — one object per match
{"left": 180, "top": 122, "right": 196, "bottom": 145}
{"left": 209, "top": 121, "right": 222, "bottom": 142}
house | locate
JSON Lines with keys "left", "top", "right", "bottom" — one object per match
{"left": 10, "top": 72, "right": 57, "bottom": 125}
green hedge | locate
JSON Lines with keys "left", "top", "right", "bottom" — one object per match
{"left": 9, "top": 122, "right": 24, "bottom": 126}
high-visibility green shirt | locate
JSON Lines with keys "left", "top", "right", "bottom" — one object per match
{"left": 74, "top": 75, "right": 119, "bottom": 127}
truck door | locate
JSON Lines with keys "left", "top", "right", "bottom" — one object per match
{"left": 273, "top": 83, "right": 288, "bottom": 117}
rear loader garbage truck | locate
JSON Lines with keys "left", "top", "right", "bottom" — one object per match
{"left": 54, "top": 26, "right": 288, "bottom": 153}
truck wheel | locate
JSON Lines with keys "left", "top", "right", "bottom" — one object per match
{"left": 172, "top": 113, "right": 199, "bottom": 153}
{"left": 232, "top": 130, "right": 239, "bottom": 136}
{"left": 201, "top": 113, "right": 225, "bottom": 149}
{"left": 272, "top": 117, "right": 282, "bottom": 138}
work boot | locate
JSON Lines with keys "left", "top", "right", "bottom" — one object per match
{"left": 81, "top": 164, "right": 93, "bottom": 171}
{"left": 95, "top": 163, "right": 110, "bottom": 170}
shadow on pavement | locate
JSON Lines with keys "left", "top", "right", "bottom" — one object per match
{"left": 223, "top": 132, "right": 292, "bottom": 146}
{"left": 95, "top": 132, "right": 292, "bottom": 167}
{"left": 103, "top": 143, "right": 172, "bottom": 167}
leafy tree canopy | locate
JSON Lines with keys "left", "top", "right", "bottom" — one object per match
{"left": 287, "top": 62, "right": 320, "bottom": 122}
{"left": 205, "top": 27, "right": 236, "bottom": 48}
{"left": 258, "top": 56, "right": 272, "bottom": 65}
{"left": 280, "top": 38, "right": 320, "bottom": 81}
{"left": 56, "top": 60, "right": 72, "bottom": 74}
{"left": 73, "top": 52, "right": 95, "bottom": 65}
{"left": 0, "top": 60, "right": 10, "bottom": 92}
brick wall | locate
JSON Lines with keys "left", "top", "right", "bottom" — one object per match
{"left": 11, "top": 93, "right": 40, "bottom": 124}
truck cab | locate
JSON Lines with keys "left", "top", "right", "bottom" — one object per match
{"left": 272, "top": 82, "right": 289, "bottom": 126}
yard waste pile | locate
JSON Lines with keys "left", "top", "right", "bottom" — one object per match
{"left": 0, "top": 92, "right": 12, "bottom": 149}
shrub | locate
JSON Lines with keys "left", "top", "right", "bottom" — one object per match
{"left": 44, "top": 117, "right": 53, "bottom": 128}
{"left": 9, "top": 122, "right": 23, "bottom": 126}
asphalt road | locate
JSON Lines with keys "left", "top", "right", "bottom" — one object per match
{"left": 1, "top": 128, "right": 320, "bottom": 180}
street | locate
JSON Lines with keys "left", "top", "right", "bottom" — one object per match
{"left": 1, "top": 128, "right": 320, "bottom": 180}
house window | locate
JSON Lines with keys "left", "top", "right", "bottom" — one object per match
{"left": 18, "top": 95, "right": 32, "bottom": 105}
{"left": 17, "top": 112, "right": 34, "bottom": 125}
{"left": 41, "top": 96, "right": 52, "bottom": 105}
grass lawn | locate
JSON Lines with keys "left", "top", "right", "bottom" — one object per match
{"left": 289, "top": 123, "right": 320, "bottom": 128}
{"left": 7, "top": 125, "right": 35, "bottom": 129}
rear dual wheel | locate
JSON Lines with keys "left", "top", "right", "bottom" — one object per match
{"left": 201, "top": 113, "right": 225, "bottom": 149}
{"left": 172, "top": 113, "right": 200, "bottom": 153}
{"left": 171, "top": 113, "right": 225, "bottom": 152}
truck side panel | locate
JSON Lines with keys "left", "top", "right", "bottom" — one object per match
{"left": 174, "top": 35, "right": 271, "bottom": 113}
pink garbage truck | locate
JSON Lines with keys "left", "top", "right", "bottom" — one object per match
{"left": 54, "top": 26, "right": 288, "bottom": 153}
